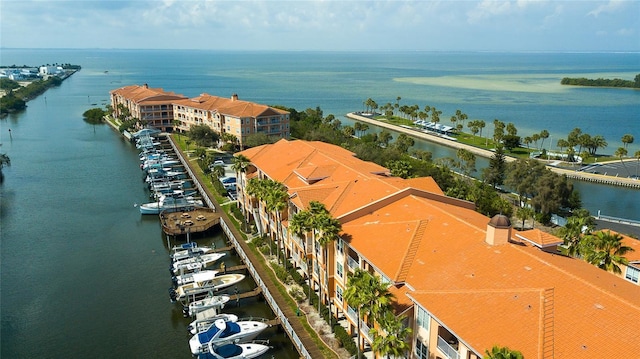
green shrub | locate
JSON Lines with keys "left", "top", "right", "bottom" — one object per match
{"left": 333, "top": 325, "right": 357, "bottom": 354}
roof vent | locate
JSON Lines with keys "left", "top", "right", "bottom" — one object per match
{"left": 485, "top": 214, "right": 512, "bottom": 246}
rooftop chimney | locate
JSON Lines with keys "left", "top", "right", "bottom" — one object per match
{"left": 231, "top": 93, "right": 238, "bottom": 101}
{"left": 485, "top": 214, "right": 512, "bottom": 246}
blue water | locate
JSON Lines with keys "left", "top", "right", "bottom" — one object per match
{"left": 0, "top": 49, "right": 639, "bottom": 358}
{"left": 2, "top": 49, "right": 638, "bottom": 148}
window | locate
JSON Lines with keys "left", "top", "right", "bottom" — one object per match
{"left": 417, "top": 307, "right": 430, "bottom": 331}
{"left": 337, "top": 263, "right": 343, "bottom": 278}
{"left": 415, "top": 338, "right": 429, "bottom": 359}
{"left": 336, "top": 286, "right": 343, "bottom": 302}
{"left": 625, "top": 266, "right": 640, "bottom": 283}
{"left": 336, "top": 239, "right": 344, "bottom": 254}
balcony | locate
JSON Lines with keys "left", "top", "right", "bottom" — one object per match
{"left": 360, "top": 321, "right": 372, "bottom": 342}
{"left": 437, "top": 335, "right": 459, "bottom": 359}
{"left": 346, "top": 305, "right": 358, "bottom": 323}
{"left": 292, "top": 234, "right": 303, "bottom": 249}
{"left": 347, "top": 256, "right": 359, "bottom": 271}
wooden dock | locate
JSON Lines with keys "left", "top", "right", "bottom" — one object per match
{"left": 160, "top": 207, "right": 221, "bottom": 236}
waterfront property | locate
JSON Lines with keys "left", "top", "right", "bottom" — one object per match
{"left": 235, "top": 139, "right": 640, "bottom": 359}
{"left": 110, "top": 85, "right": 290, "bottom": 148}
{"left": 172, "top": 93, "right": 290, "bottom": 148}
{"left": 110, "top": 84, "right": 187, "bottom": 132}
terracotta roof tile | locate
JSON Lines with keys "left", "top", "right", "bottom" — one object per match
{"left": 515, "top": 228, "right": 564, "bottom": 248}
{"left": 238, "top": 139, "right": 640, "bottom": 358}
{"left": 173, "top": 93, "right": 288, "bottom": 118}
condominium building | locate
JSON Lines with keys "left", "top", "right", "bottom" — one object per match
{"left": 110, "top": 84, "right": 187, "bottom": 132}
{"left": 236, "top": 139, "right": 640, "bottom": 359}
{"left": 172, "top": 93, "right": 289, "bottom": 148}
{"left": 110, "top": 85, "right": 290, "bottom": 147}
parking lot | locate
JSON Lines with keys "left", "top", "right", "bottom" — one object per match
{"left": 580, "top": 159, "right": 640, "bottom": 179}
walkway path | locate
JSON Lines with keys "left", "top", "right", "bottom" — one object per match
{"left": 169, "top": 135, "right": 342, "bottom": 359}
{"left": 347, "top": 113, "right": 640, "bottom": 189}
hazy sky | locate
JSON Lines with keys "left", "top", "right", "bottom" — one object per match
{"left": 1, "top": 0, "right": 639, "bottom": 51}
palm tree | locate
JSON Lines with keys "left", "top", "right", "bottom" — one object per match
{"left": 344, "top": 269, "right": 369, "bottom": 359}
{"left": 289, "top": 209, "right": 314, "bottom": 302}
{"left": 430, "top": 106, "right": 442, "bottom": 124}
{"left": 346, "top": 269, "right": 394, "bottom": 357}
{"left": 342, "top": 125, "right": 355, "bottom": 138}
{"left": 354, "top": 122, "right": 364, "bottom": 137}
{"left": 556, "top": 138, "right": 569, "bottom": 153}
{"left": 211, "top": 165, "right": 225, "bottom": 179}
{"left": 614, "top": 147, "right": 630, "bottom": 176}
{"left": 313, "top": 211, "right": 341, "bottom": 315}
{"left": 484, "top": 345, "right": 524, "bottom": 359}
{"left": 378, "top": 131, "right": 393, "bottom": 147}
{"left": 621, "top": 134, "right": 634, "bottom": 149}
{"left": 455, "top": 109, "right": 468, "bottom": 129}
{"left": 360, "top": 272, "right": 393, "bottom": 326}
{"left": 539, "top": 129, "right": 549, "bottom": 149}
{"left": 583, "top": 230, "right": 634, "bottom": 274}
{"left": 634, "top": 150, "right": 640, "bottom": 178}
{"left": 558, "top": 210, "right": 594, "bottom": 257}
{"left": 370, "top": 312, "right": 412, "bottom": 359}
{"left": 266, "top": 181, "right": 289, "bottom": 265}
{"left": 478, "top": 120, "right": 486, "bottom": 139}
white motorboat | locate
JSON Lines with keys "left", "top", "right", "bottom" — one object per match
{"left": 171, "top": 244, "right": 216, "bottom": 262}
{"left": 197, "top": 342, "right": 270, "bottom": 359}
{"left": 185, "top": 295, "right": 231, "bottom": 317}
{"left": 170, "top": 273, "right": 245, "bottom": 302}
{"left": 189, "top": 319, "right": 269, "bottom": 355}
{"left": 172, "top": 270, "right": 219, "bottom": 287}
{"left": 171, "top": 253, "right": 226, "bottom": 275}
{"left": 188, "top": 313, "right": 239, "bottom": 335}
{"left": 139, "top": 194, "right": 202, "bottom": 215}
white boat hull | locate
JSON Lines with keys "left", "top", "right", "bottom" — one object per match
{"left": 200, "top": 342, "right": 270, "bottom": 359}
{"left": 171, "top": 253, "right": 225, "bottom": 275}
{"left": 188, "top": 313, "right": 239, "bottom": 335}
{"left": 189, "top": 319, "right": 269, "bottom": 355}
{"left": 186, "top": 295, "right": 231, "bottom": 317}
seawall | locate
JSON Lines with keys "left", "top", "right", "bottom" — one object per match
{"left": 346, "top": 113, "right": 640, "bottom": 189}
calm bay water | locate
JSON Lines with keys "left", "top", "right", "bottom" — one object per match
{"left": 1, "top": 49, "right": 639, "bottom": 358}
{"left": 0, "top": 58, "right": 298, "bottom": 357}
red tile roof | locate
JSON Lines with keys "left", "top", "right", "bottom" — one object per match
{"left": 239, "top": 139, "right": 640, "bottom": 358}
{"left": 173, "top": 93, "right": 287, "bottom": 118}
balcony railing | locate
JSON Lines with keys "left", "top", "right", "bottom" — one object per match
{"left": 346, "top": 306, "right": 358, "bottom": 323}
{"left": 437, "top": 336, "right": 460, "bottom": 359}
{"left": 360, "top": 321, "right": 372, "bottom": 342}
{"left": 347, "top": 256, "right": 359, "bottom": 271}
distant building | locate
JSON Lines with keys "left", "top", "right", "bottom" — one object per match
{"left": 110, "top": 84, "right": 187, "bottom": 132}
{"left": 172, "top": 93, "right": 289, "bottom": 148}
{"left": 110, "top": 86, "right": 289, "bottom": 146}
{"left": 38, "top": 66, "right": 63, "bottom": 76}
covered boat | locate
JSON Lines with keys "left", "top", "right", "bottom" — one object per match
{"left": 189, "top": 319, "right": 269, "bottom": 355}
{"left": 171, "top": 253, "right": 226, "bottom": 275}
{"left": 139, "top": 194, "right": 202, "bottom": 215}
{"left": 188, "top": 313, "right": 239, "bottom": 335}
{"left": 170, "top": 273, "right": 245, "bottom": 302}
{"left": 197, "top": 342, "right": 270, "bottom": 359}
{"left": 185, "top": 295, "right": 231, "bottom": 317}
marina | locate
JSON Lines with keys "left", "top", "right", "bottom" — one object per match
{"left": 1, "top": 49, "right": 638, "bottom": 359}
{"left": 129, "top": 130, "right": 326, "bottom": 358}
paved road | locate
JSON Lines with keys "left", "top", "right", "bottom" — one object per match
{"left": 595, "top": 220, "right": 640, "bottom": 238}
